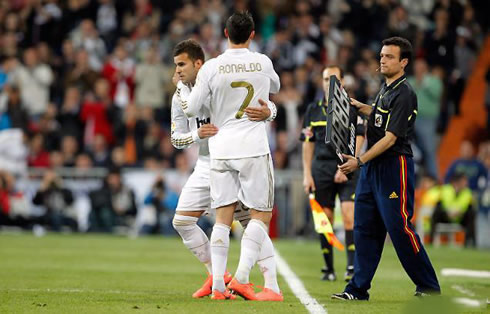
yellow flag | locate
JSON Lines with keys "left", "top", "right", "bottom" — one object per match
{"left": 309, "top": 193, "right": 345, "bottom": 251}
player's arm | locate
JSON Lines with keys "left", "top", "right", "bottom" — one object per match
{"left": 302, "top": 141, "right": 316, "bottom": 193}
{"left": 300, "top": 105, "right": 315, "bottom": 194}
{"left": 264, "top": 56, "right": 281, "bottom": 94}
{"left": 181, "top": 64, "right": 212, "bottom": 118}
{"left": 244, "top": 99, "right": 277, "bottom": 121}
{"left": 355, "top": 114, "right": 366, "bottom": 157}
{"left": 170, "top": 93, "right": 198, "bottom": 149}
{"left": 340, "top": 93, "right": 411, "bottom": 174}
{"left": 350, "top": 98, "right": 373, "bottom": 117}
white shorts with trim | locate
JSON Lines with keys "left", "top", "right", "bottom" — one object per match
{"left": 176, "top": 159, "right": 211, "bottom": 212}
{"left": 210, "top": 154, "right": 274, "bottom": 212}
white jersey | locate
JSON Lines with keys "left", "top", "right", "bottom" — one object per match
{"left": 170, "top": 81, "right": 211, "bottom": 162}
{"left": 182, "top": 48, "right": 280, "bottom": 159}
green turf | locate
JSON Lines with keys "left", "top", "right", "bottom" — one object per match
{"left": 0, "top": 233, "right": 488, "bottom": 313}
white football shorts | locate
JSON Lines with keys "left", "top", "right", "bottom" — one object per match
{"left": 176, "top": 159, "right": 211, "bottom": 212}
{"left": 210, "top": 154, "right": 274, "bottom": 212}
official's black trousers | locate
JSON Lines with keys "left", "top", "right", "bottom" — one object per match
{"left": 345, "top": 155, "right": 440, "bottom": 299}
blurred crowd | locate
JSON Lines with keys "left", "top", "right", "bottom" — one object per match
{"left": 0, "top": 0, "right": 488, "bottom": 239}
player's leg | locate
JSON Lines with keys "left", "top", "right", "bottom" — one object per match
{"left": 172, "top": 163, "right": 222, "bottom": 298}
{"left": 209, "top": 159, "right": 239, "bottom": 296}
{"left": 312, "top": 161, "right": 338, "bottom": 280}
{"left": 338, "top": 173, "right": 358, "bottom": 281}
{"left": 230, "top": 154, "right": 282, "bottom": 300}
{"left": 375, "top": 156, "right": 440, "bottom": 295}
{"left": 336, "top": 165, "right": 386, "bottom": 301}
{"left": 172, "top": 164, "right": 214, "bottom": 272}
{"left": 234, "top": 203, "right": 279, "bottom": 299}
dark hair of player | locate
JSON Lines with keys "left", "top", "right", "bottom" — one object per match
{"left": 225, "top": 11, "right": 255, "bottom": 44}
{"left": 381, "top": 36, "right": 413, "bottom": 63}
{"left": 325, "top": 65, "right": 344, "bottom": 79}
{"left": 173, "top": 39, "right": 205, "bottom": 63}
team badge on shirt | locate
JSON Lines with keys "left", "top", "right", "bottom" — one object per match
{"left": 374, "top": 113, "right": 383, "bottom": 127}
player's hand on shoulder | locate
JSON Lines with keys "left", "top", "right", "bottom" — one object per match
{"left": 334, "top": 169, "right": 348, "bottom": 183}
{"left": 197, "top": 124, "right": 218, "bottom": 139}
{"left": 303, "top": 174, "right": 316, "bottom": 195}
{"left": 245, "top": 98, "right": 271, "bottom": 121}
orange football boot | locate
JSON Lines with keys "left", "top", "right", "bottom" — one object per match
{"left": 210, "top": 289, "right": 236, "bottom": 300}
{"left": 192, "top": 272, "right": 233, "bottom": 298}
{"left": 227, "top": 278, "right": 257, "bottom": 300}
{"left": 255, "top": 288, "right": 284, "bottom": 301}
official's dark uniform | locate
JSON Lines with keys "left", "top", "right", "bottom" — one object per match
{"left": 300, "top": 99, "right": 364, "bottom": 208}
{"left": 345, "top": 75, "right": 440, "bottom": 299}
{"left": 300, "top": 98, "right": 365, "bottom": 278}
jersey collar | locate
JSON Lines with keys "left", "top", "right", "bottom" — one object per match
{"left": 384, "top": 74, "right": 407, "bottom": 90}
{"left": 225, "top": 48, "right": 250, "bottom": 54}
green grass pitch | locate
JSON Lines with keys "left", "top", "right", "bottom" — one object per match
{"left": 0, "top": 233, "right": 488, "bottom": 313}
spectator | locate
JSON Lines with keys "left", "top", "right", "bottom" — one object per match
{"left": 71, "top": 19, "right": 107, "bottom": 71}
{"left": 57, "top": 86, "right": 83, "bottom": 142}
{"left": 90, "top": 134, "right": 110, "bottom": 168}
{"left": 27, "top": 133, "right": 50, "bottom": 168}
{"left": 32, "top": 170, "right": 77, "bottom": 232}
{"left": 11, "top": 48, "right": 54, "bottom": 119}
{"left": 0, "top": 170, "right": 30, "bottom": 228}
{"left": 408, "top": 59, "right": 443, "bottom": 180}
{"left": 80, "top": 78, "right": 115, "bottom": 147}
{"left": 60, "top": 135, "right": 79, "bottom": 167}
{"left": 101, "top": 43, "right": 135, "bottom": 108}
{"left": 64, "top": 49, "right": 100, "bottom": 95}
{"left": 445, "top": 141, "right": 487, "bottom": 193}
{"left": 139, "top": 176, "right": 178, "bottom": 235}
{"left": 134, "top": 46, "right": 168, "bottom": 109}
{"left": 0, "top": 85, "right": 28, "bottom": 131}
{"left": 430, "top": 172, "right": 475, "bottom": 246}
{"left": 88, "top": 167, "right": 137, "bottom": 232}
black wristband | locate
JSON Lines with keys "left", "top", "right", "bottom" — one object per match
{"left": 356, "top": 156, "right": 364, "bottom": 168}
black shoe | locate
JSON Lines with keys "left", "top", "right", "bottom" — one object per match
{"left": 344, "top": 266, "right": 354, "bottom": 282}
{"left": 331, "top": 292, "right": 364, "bottom": 300}
{"left": 321, "top": 271, "right": 336, "bottom": 281}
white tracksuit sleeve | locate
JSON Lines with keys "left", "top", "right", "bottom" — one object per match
{"left": 170, "top": 93, "right": 200, "bottom": 149}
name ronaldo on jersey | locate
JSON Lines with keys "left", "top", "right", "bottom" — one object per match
{"left": 218, "top": 63, "right": 262, "bottom": 74}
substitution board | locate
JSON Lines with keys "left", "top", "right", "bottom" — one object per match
{"left": 325, "top": 75, "right": 357, "bottom": 163}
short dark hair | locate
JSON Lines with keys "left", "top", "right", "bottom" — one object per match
{"left": 173, "top": 39, "right": 205, "bottom": 63}
{"left": 382, "top": 36, "right": 413, "bottom": 63}
{"left": 225, "top": 11, "right": 254, "bottom": 44}
{"left": 325, "top": 65, "right": 344, "bottom": 79}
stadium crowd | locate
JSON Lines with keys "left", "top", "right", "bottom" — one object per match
{"left": 0, "top": 0, "right": 488, "bottom": 241}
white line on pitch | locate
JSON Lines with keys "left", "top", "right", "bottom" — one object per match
{"left": 441, "top": 268, "right": 490, "bottom": 278}
{"left": 453, "top": 298, "right": 483, "bottom": 308}
{"left": 451, "top": 285, "right": 475, "bottom": 297}
{"left": 274, "top": 248, "right": 327, "bottom": 314}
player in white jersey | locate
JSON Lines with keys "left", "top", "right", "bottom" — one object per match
{"left": 182, "top": 12, "right": 283, "bottom": 301}
{"left": 170, "top": 39, "right": 277, "bottom": 299}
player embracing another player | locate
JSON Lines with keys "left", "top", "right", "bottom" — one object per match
{"left": 181, "top": 11, "right": 283, "bottom": 301}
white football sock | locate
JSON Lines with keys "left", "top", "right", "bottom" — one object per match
{"left": 172, "top": 214, "right": 212, "bottom": 274}
{"left": 210, "top": 223, "right": 230, "bottom": 292}
{"left": 257, "top": 235, "right": 280, "bottom": 293}
{"left": 235, "top": 219, "right": 267, "bottom": 284}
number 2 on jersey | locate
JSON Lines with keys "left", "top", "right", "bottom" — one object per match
{"left": 231, "top": 81, "right": 254, "bottom": 119}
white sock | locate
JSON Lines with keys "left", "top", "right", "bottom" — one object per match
{"left": 257, "top": 235, "right": 280, "bottom": 293}
{"left": 235, "top": 219, "right": 267, "bottom": 284}
{"left": 172, "top": 214, "right": 212, "bottom": 274}
{"left": 210, "top": 223, "right": 230, "bottom": 292}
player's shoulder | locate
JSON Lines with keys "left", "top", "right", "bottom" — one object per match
{"left": 201, "top": 57, "right": 219, "bottom": 72}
